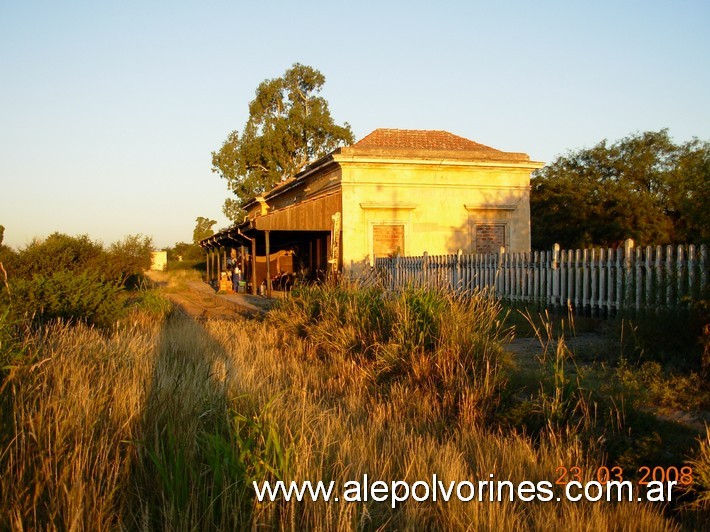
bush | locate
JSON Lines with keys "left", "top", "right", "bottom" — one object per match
{"left": 619, "top": 307, "right": 708, "bottom": 369}
{"left": 9, "top": 233, "right": 104, "bottom": 279}
{"left": 0, "top": 308, "right": 30, "bottom": 381}
{"left": 0, "top": 232, "right": 158, "bottom": 333}
{"left": 130, "top": 289, "right": 173, "bottom": 319}
{"left": 616, "top": 360, "right": 710, "bottom": 412}
{"left": 3, "top": 232, "right": 155, "bottom": 290}
{"left": 10, "top": 271, "right": 125, "bottom": 329}
{"left": 104, "top": 234, "right": 154, "bottom": 287}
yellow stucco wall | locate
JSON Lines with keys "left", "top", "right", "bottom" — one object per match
{"left": 150, "top": 250, "right": 168, "bottom": 271}
{"left": 337, "top": 157, "right": 539, "bottom": 271}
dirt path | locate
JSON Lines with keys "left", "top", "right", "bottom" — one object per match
{"left": 163, "top": 288, "right": 247, "bottom": 320}
{"left": 145, "top": 271, "right": 264, "bottom": 321}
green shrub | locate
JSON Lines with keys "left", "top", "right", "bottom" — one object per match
{"left": 131, "top": 289, "right": 173, "bottom": 319}
{"left": 10, "top": 270, "right": 125, "bottom": 329}
{"left": 616, "top": 360, "right": 709, "bottom": 411}
{"left": 618, "top": 305, "right": 709, "bottom": 370}
{"left": 0, "top": 308, "right": 30, "bottom": 381}
{"left": 0, "top": 232, "right": 158, "bottom": 335}
{"left": 104, "top": 234, "right": 154, "bottom": 287}
{"left": 4, "top": 232, "right": 155, "bottom": 290}
{"left": 9, "top": 233, "right": 104, "bottom": 279}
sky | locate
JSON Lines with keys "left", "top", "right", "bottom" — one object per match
{"left": 1, "top": 0, "right": 708, "bottom": 250}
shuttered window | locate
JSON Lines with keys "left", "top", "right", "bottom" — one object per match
{"left": 373, "top": 225, "right": 404, "bottom": 258}
{"left": 475, "top": 224, "right": 505, "bottom": 254}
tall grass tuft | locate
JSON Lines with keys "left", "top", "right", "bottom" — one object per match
{"left": 0, "top": 314, "right": 161, "bottom": 529}
{"left": 270, "top": 284, "right": 509, "bottom": 425}
{"left": 687, "top": 426, "right": 710, "bottom": 512}
{"left": 204, "top": 303, "right": 677, "bottom": 530}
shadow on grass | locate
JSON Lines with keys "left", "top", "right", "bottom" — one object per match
{"left": 128, "top": 313, "right": 279, "bottom": 529}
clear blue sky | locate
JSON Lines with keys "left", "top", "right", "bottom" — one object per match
{"left": 1, "top": 0, "right": 708, "bottom": 250}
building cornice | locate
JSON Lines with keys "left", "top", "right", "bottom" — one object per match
{"left": 334, "top": 154, "right": 544, "bottom": 171}
{"left": 465, "top": 203, "right": 519, "bottom": 211}
{"left": 359, "top": 202, "right": 418, "bottom": 210}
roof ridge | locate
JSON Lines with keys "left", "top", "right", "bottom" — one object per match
{"left": 354, "top": 128, "right": 502, "bottom": 152}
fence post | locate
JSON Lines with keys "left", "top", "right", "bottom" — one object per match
{"left": 559, "top": 249, "right": 566, "bottom": 309}
{"left": 666, "top": 245, "right": 673, "bottom": 307}
{"left": 533, "top": 250, "right": 540, "bottom": 308}
{"left": 463, "top": 253, "right": 469, "bottom": 292}
{"left": 575, "top": 249, "right": 582, "bottom": 311}
{"left": 395, "top": 255, "right": 401, "bottom": 290}
{"left": 551, "top": 243, "right": 560, "bottom": 307}
{"left": 571, "top": 249, "right": 578, "bottom": 312}
{"left": 605, "top": 248, "right": 612, "bottom": 315}
{"left": 455, "top": 249, "right": 462, "bottom": 292}
{"left": 525, "top": 251, "right": 532, "bottom": 303}
{"left": 495, "top": 246, "right": 505, "bottom": 298}
{"left": 422, "top": 251, "right": 429, "bottom": 288}
{"left": 701, "top": 245, "right": 708, "bottom": 294}
{"left": 590, "top": 248, "right": 598, "bottom": 315}
{"left": 644, "top": 246, "right": 652, "bottom": 310}
{"left": 502, "top": 249, "right": 509, "bottom": 300}
{"left": 485, "top": 253, "right": 491, "bottom": 293}
{"left": 615, "top": 247, "right": 622, "bottom": 313}
{"left": 598, "top": 248, "right": 605, "bottom": 314}
{"left": 623, "top": 238, "right": 635, "bottom": 311}
{"left": 688, "top": 245, "right": 696, "bottom": 299}
{"left": 471, "top": 253, "right": 481, "bottom": 290}
{"left": 582, "top": 249, "right": 591, "bottom": 313}
{"left": 635, "top": 246, "right": 642, "bottom": 311}
{"left": 677, "top": 245, "right": 686, "bottom": 306}
{"left": 655, "top": 245, "right": 663, "bottom": 307}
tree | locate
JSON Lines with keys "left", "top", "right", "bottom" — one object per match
{"left": 168, "top": 241, "right": 204, "bottom": 262}
{"left": 667, "top": 138, "right": 710, "bottom": 244}
{"left": 222, "top": 198, "right": 243, "bottom": 225}
{"left": 193, "top": 216, "right": 217, "bottom": 244}
{"left": 211, "top": 63, "right": 354, "bottom": 220}
{"left": 531, "top": 130, "right": 710, "bottom": 249}
{"left": 105, "top": 234, "right": 154, "bottom": 287}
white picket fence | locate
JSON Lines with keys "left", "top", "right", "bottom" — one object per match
{"left": 374, "top": 239, "right": 709, "bottom": 314}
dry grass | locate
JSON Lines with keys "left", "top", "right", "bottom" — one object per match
{"left": 686, "top": 426, "right": 710, "bottom": 512}
{"left": 202, "top": 313, "right": 677, "bottom": 530}
{"left": 0, "top": 283, "right": 689, "bottom": 530}
{"left": 0, "top": 313, "right": 161, "bottom": 529}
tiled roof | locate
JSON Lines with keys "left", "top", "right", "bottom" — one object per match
{"left": 354, "top": 129, "right": 503, "bottom": 153}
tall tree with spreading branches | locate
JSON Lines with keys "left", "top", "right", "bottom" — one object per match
{"left": 211, "top": 63, "right": 354, "bottom": 222}
{"left": 193, "top": 216, "right": 217, "bottom": 244}
{"left": 531, "top": 130, "right": 710, "bottom": 249}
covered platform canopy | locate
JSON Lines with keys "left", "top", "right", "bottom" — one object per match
{"left": 200, "top": 190, "right": 341, "bottom": 296}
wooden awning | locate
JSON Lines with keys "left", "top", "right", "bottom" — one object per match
{"left": 253, "top": 191, "right": 341, "bottom": 232}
